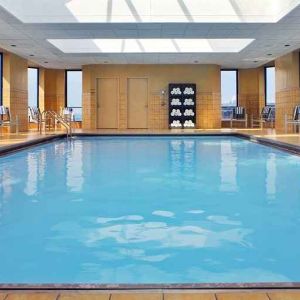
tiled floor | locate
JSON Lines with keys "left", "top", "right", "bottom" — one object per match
{"left": 0, "top": 292, "right": 300, "bottom": 300}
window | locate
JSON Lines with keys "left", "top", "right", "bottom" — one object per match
{"left": 28, "top": 67, "right": 39, "bottom": 107}
{"left": 0, "top": 53, "right": 3, "bottom": 106}
{"left": 221, "top": 70, "right": 238, "bottom": 119}
{"left": 221, "top": 70, "right": 238, "bottom": 107}
{"left": 265, "top": 66, "right": 275, "bottom": 106}
{"left": 66, "top": 70, "right": 82, "bottom": 121}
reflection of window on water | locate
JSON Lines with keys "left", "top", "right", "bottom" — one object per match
{"left": 266, "top": 153, "right": 276, "bottom": 198}
{"left": 220, "top": 140, "right": 237, "bottom": 192}
{"left": 67, "top": 142, "right": 84, "bottom": 193}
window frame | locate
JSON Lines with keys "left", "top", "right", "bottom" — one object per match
{"left": 264, "top": 66, "right": 275, "bottom": 106}
{"left": 28, "top": 67, "right": 39, "bottom": 108}
{"left": 221, "top": 69, "right": 239, "bottom": 107}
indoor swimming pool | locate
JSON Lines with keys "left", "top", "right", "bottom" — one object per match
{"left": 0, "top": 136, "right": 300, "bottom": 285}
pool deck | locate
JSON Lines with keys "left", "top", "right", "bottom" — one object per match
{"left": 1, "top": 128, "right": 300, "bottom": 297}
{"left": 2, "top": 128, "right": 300, "bottom": 154}
{"left": 0, "top": 291, "right": 300, "bottom": 300}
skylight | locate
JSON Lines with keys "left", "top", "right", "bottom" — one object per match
{"left": 48, "top": 38, "right": 254, "bottom": 53}
{"left": 0, "top": 0, "right": 299, "bottom": 23}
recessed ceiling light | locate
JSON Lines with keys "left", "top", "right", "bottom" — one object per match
{"left": 29, "top": 54, "right": 34, "bottom": 57}
{"left": 284, "top": 44, "right": 290, "bottom": 47}
{"left": 10, "top": 44, "right": 16, "bottom": 47}
{"left": 267, "top": 53, "right": 272, "bottom": 56}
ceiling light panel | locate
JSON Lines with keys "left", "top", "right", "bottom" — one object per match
{"left": 0, "top": 0, "right": 299, "bottom": 23}
{"left": 48, "top": 38, "right": 254, "bottom": 53}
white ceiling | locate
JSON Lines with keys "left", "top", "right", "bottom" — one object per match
{"left": 0, "top": 0, "right": 299, "bottom": 69}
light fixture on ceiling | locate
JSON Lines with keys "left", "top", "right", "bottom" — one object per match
{"left": 29, "top": 54, "right": 34, "bottom": 57}
{"left": 267, "top": 53, "right": 272, "bottom": 56}
{"left": 48, "top": 38, "right": 254, "bottom": 54}
{"left": 284, "top": 44, "right": 291, "bottom": 47}
{"left": 253, "top": 60, "right": 258, "bottom": 63}
{"left": 10, "top": 44, "right": 16, "bottom": 47}
{"left": 44, "top": 61, "right": 48, "bottom": 64}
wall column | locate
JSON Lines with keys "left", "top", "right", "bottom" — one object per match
{"left": 238, "top": 67, "right": 265, "bottom": 127}
{"left": 275, "top": 51, "right": 300, "bottom": 131}
{"left": 3, "top": 53, "right": 28, "bottom": 132}
{"left": 38, "top": 68, "right": 45, "bottom": 112}
{"left": 82, "top": 65, "right": 97, "bottom": 130}
{"left": 44, "top": 69, "right": 65, "bottom": 113}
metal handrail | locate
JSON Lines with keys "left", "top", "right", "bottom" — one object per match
{"left": 42, "top": 110, "right": 72, "bottom": 137}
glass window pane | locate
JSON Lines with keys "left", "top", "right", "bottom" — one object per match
{"left": 221, "top": 70, "right": 237, "bottom": 107}
{"left": 266, "top": 67, "right": 275, "bottom": 105}
{"left": 28, "top": 68, "right": 38, "bottom": 107}
{"left": 66, "top": 70, "right": 82, "bottom": 121}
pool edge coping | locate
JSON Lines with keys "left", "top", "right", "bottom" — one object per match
{"left": 1, "top": 282, "right": 300, "bottom": 290}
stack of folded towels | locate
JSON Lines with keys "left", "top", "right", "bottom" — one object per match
{"left": 184, "top": 120, "right": 195, "bottom": 128}
{"left": 183, "top": 98, "right": 195, "bottom": 106}
{"left": 170, "top": 120, "right": 182, "bottom": 128}
{"left": 171, "top": 109, "right": 182, "bottom": 116}
{"left": 171, "top": 98, "right": 182, "bottom": 105}
{"left": 170, "top": 87, "right": 182, "bottom": 95}
{"left": 184, "top": 109, "right": 194, "bottom": 116}
{"left": 183, "top": 87, "right": 195, "bottom": 95}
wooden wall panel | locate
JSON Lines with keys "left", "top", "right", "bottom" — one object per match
{"left": 238, "top": 68, "right": 265, "bottom": 126}
{"left": 2, "top": 53, "right": 28, "bottom": 132}
{"left": 44, "top": 69, "right": 65, "bottom": 113}
{"left": 275, "top": 51, "right": 300, "bottom": 131}
{"left": 82, "top": 64, "right": 221, "bottom": 130}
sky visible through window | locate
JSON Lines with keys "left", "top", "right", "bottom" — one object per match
{"left": 266, "top": 67, "right": 275, "bottom": 105}
{"left": 221, "top": 70, "right": 237, "bottom": 106}
{"left": 28, "top": 68, "right": 38, "bottom": 107}
{"left": 67, "top": 70, "right": 82, "bottom": 121}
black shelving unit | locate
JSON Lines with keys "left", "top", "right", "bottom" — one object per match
{"left": 169, "top": 83, "right": 196, "bottom": 129}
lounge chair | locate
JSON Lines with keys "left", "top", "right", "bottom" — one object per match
{"left": 230, "top": 106, "right": 247, "bottom": 128}
{"left": 28, "top": 106, "right": 43, "bottom": 131}
{"left": 251, "top": 106, "right": 275, "bottom": 128}
{"left": 61, "top": 107, "right": 75, "bottom": 122}
{"left": 28, "top": 107, "right": 42, "bottom": 123}
{"left": 0, "top": 106, "right": 19, "bottom": 134}
{"left": 285, "top": 105, "right": 300, "bottom": 133}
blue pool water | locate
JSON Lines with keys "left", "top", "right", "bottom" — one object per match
{"left": 0, "top": 136, "right": 300, "bottom": 284}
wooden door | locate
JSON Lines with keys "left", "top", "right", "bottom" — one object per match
{"left": 97, "top": 78, "right": 118, "bottom": 129}
{"left": 127, "top": 78, "right": 148, "bottom": 129}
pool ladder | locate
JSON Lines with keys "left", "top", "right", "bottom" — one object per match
{"left": 40, "top": 111, "right": 73, "bottom": 138}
